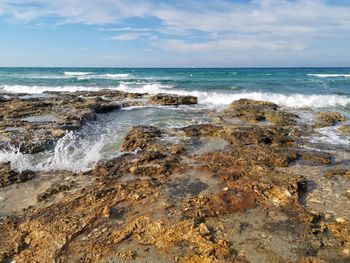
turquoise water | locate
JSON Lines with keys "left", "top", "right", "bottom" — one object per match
{"left": 0, "top": 67, "right": 350, "bottom": 109}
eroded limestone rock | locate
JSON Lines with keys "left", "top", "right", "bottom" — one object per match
{"left": 314, "top": 112, "right": 346, "bottom": 128}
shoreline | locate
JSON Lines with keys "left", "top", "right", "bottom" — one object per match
{"left": 0, "top": 90, "right": 350, "bottom": 262}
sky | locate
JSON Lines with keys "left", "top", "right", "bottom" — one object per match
{"left": 0, "top": 0, "right": 349, "bottom": 67}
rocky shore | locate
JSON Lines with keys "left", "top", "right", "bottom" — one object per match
{"left": 0, "top": 90, "right": 349, "bottom": 262}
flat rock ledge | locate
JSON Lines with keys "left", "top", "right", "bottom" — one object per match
{"left": 0, "top": 98, "right": 349, "bottom": 263}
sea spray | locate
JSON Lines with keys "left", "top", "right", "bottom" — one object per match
{"left": 0, "top": 131, "right": 107, "bottom": 172}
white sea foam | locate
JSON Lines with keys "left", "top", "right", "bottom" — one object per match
{"left": 115, "top": 83, "right": 350, "bottom": 109}
{"left": 64, "top": 71, "right": 92, "bottom": 76}
{"left": 309, "top": 126, "right": 350, "bottom": 146}
{"left": 307, "top": 74, "right": 350, "bottom": 78}
{"left": 77, "top": 73, "right": 131, "bottom": 80}
{"left": 0, "top": 131, "right": 108, "bottom": 172}
{"left": 0, "top": 84, "right": 105, "bottom": 93}
{"left": 1, "top": 83, "right": 350, "bottom": 109}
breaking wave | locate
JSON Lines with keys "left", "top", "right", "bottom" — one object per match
{"left": 1, "top": 83, "right": 350, "bottom": 109}
{"left": 64, "top": 71, "right": 92, "bottom": 76}
{"left": 0, "top": 131, "right": 110, "bottom": 173}
{"left": 307, "top": 74, "right": 350, "bottom": 78}
{"left": 77, "top": 73, "right": 131, "bottom": 80}
{"left": 0, "top": 84, "right": 105, "bottom": 93}
{"left": 115, "top": 83, "right": 350, "bottom": 109}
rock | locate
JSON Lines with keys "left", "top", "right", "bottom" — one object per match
{"left": 298, "top": 150, "right": 332, "bottom": 165}
{"left": 314, "top": 112, "right": 346, "bottom": 128}
{"left": 338, "top": 125, "right": 350, "bottom": 135}
{"left": 37, "top": 181, "right": 75, "bottom": 202}
{"left": 225, "top": 99, "right": 277, "bottom": 122}
{"left": 199, "top": 223, "right": 210, "bottom": 236}
{"left": 91, "top": 102, "right": 121, "bottom": 113}
{"left": 326, "top": 169, "right": 350, "bottom": 178}
{"left": 120, "top": 125, "right": 162, "bottom": 152}
{"left": 149, "top": 93, "right": 197, "bottom": 105}
{"left": 51, "top": 129, "right": 65, "bottom": 138}
{"left": 117, "top": 249, "right": 136, "bottom": 260}
{"left": 0, "top": 162, "right": 35, "bottom": 187}
{"left": 179, "top": 124, "right": 294, "bottom": 147}
{"left": 102, "top": 206, "right": 110, "bottom": 218}
{"left": 177, "top": 124, "right": 223, "bottom": 137}
{"left": 223, "top": 99, "right": 298, "bottom": 126}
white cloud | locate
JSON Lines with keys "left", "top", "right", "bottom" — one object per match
{"left": 109, "top": 32, "right": 151, "bottom": 41}
{"left": 0, "top": 0, "right": 350, "bottom": 55}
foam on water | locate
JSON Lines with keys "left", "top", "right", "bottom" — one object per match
{"left": 115, "top": 83, "right": 350, "bottom": 109}
{"left": 0, "top": 84, "right": 105, "bottom": 93}
{"left": 2, "top": 82, "right": 350, "bottom": 109}
{"left": 309, "top": 126, "right": 350, "bottom": 147}
{"left": 0, "top": 131, "right": 108, "bottom": 172}
{"left": 307, "top": 74, "right": 350, "bottom": 78}
{"left": 77, "top": 73, "right": 131, "bottom": 80}
{"left": 64, "top": 71, "right": 92, "bottom": 76}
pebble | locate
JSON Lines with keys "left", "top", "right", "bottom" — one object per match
{"left": 308, "top": 197, "right": 325, "bottom": 205}
{"left": 335, "top": 217, "right": 346, "bottom": 223}
{"left": 223, "top": 187, "right": 229, "bottom": 192}
{"left": 199, "top": 223, "right": 210, "bottom": 236}
{"left": 133, "top": 193, "right": 140, "bottom": 200}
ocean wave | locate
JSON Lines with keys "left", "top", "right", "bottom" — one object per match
{"left": 117, "top": 82, "right": 174, "bottom": 93}
{"left": 115, "top": 83, "right": 350, "bottom": 108}
{"left": 307, "top": 73, "right": 350, "bottom": 78}
{"left": 0, "top": 131, "right": 108, "bottom": 172}
{"left": 77, "top": 73, "right": 131, "bottom": 80}
{"left": 1, "top": 83, "right": 350, "bottom": 109}
{"left": 0, "top": 84, "right": 104, "bottom": 93}
{"left": 64, "top": 71, "right": 92, "bottom": 76}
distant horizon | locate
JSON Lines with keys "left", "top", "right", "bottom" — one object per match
{"left": 1, "top": 66, "right": 350, "bottom": 69}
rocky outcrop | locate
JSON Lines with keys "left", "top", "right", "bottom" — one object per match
{"left": 314, "top": 112, "right": 347, "bottom": 128}
{"left": 223, "top": 98, "right": 299, "bottom": 126}
{"left": 1, "top": 96, "right": 350, "bottom": 263}
{"left": 149, "top": 93, "right": 198, "bottom": 105}
{"left": 120, "top": 125, "right": 162, "bottom": 152}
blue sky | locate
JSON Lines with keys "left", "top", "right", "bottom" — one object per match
{"left": 0, "top": 0, "right": 349, "bottom": 67}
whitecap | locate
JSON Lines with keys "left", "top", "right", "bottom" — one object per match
{"left": 307, "top": 74, "right": 350, "bottom": 78}
{"left": 64, "top": 71, "right": 92, "bottom": 76}
{"left": 115, "top": 83, "right": 350, "bottom": 109}
{"left": 0, "top": 84, "right": 105, "bottom": 94}
{"left": 77, "top": 73, "right": 131, "bottom": 80}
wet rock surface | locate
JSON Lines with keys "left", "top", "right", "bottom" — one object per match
{"left": 0, "top": 91, "right": 197, "bottom": 154}
{"left": 0, "top": 96, "right": 349, "bottom": 262}
{"left": 149, "top": 93, "right": 198, "bottom": 105}
{"left": 0, "top": 162, "right": 35, "bottom": 187}
{"left": 314, "top": 111, "right": 347, "bottom": 128}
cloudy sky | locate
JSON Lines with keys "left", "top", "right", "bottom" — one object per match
{"left": 0, "top": 0, "right": 349, "bottom": 67}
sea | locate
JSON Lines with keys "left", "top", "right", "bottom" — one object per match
{"left": 0, "top": 67, "right": 349, "bottom": 172}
